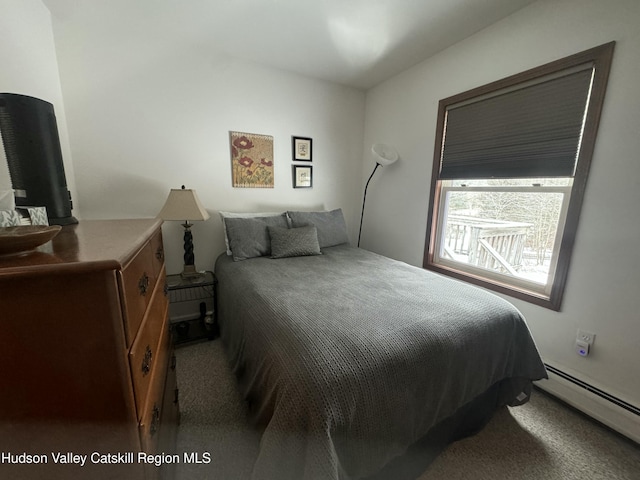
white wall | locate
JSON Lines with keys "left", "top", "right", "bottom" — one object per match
{"left": 362, "top": 0, "right": 640, "bottom": 430}
{"left": 47, "top": 5, "right": 365, "bottom": 274}
{"left": 0, "top": 0, "right": 77, "bottom": 208}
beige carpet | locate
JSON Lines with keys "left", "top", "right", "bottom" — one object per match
{"left": 174, "top": 340, "right": 640, "bottom": 480}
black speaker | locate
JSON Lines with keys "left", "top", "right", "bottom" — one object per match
{"left": 0, "top": 93, "right": 77, "bottom": 225}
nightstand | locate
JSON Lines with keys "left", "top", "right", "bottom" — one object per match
{"left": 166, "top": 271, "right": 218, "bottom": 345}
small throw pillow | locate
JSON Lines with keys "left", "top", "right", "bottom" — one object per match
{"left": 268, "top": 225, "right": 322, "bottom": 259}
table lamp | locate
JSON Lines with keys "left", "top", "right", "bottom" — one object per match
{"left": 158, "top": 185, "right": 210, "bottom": 278}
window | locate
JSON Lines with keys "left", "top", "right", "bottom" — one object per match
{"left": 424, "top": 43, "right": 615, "bottom": 310}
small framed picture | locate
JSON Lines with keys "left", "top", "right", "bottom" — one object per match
{"left": 292, "top": 136, "right": 312, "bottom": 162}
{"left": 292, "top": 165, "right": 313, "bottom": 188}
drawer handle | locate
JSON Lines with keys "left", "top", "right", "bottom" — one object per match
{"left": 171, "top": 354, "right": 177, "bottom": 371}
{"left": 174, "top": 388, "right": 179, "bottom": 405}
{"left": 141, "top": 345, "right": 153, "bottom": 376}
{"left": 150, "top": 403, "right": 160, "bottom": 437}
{"left": 138, "top": 272, "right": 150, "bottom": 296}
{"left": 155, "top": 247, "right": 164, "bottom": 262}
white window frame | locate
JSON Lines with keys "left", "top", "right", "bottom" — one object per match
{"left": 433, "top": 183, "right": 572, "bottom": 299}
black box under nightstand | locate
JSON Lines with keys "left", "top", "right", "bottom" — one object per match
{"left": 166, "top": 271, "right": 217, "bottom": 345}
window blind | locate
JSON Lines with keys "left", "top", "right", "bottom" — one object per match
{"left": 439, "top": 67, "right": 594, "bottom": 179}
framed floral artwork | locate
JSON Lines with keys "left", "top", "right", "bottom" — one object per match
{"left": 292, "top": 165, "right": 312, "bottom": 188}
{"left": 292, "top": 136, "right": 312, "bottom": 161}
{"left": 230, "top": 131, "right": 274, "bottom": 188}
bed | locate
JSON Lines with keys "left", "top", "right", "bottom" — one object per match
{"left": 215, "top": 209, "right": 547, "bottom": 480}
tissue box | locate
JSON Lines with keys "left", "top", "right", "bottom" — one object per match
{"left": 0, "top": 209, "right": 21, "bottom": 227}
{"left": 0, "top": 206, "right": 49, "bottom": 227}
{"left": 17, "top": 207, "right": 49, "bottom": 226}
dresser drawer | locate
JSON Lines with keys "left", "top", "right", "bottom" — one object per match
{"left": 130, "top": 278, "right": 169, "bottom": 418}
{"left": 120, "top": 239, "right": 161, "bottom": 344}
{"left": 138, "top": 321, "right": 172, "bottom": 453}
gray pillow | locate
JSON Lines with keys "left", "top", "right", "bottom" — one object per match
{"left": 268, "top": 225, "right": 322, "bottom": 259}
{"left": 224, "top": 214, "right": 289, "bottom": 261}
{"left": 219, "top": 211, "right": 286, "bottom": 255}
{"left": 287, "top": 209, "right": 349, "bottom": 248}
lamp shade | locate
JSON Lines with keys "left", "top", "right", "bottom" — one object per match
{"left": 157, "top": 186, "right": 210, "bottom": 222}
{"left": 371, "top": 143, "right": 399, "bottom": 166}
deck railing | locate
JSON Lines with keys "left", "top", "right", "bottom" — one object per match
{"left": 443, "top": 215, "right": 532, "bottom": 275}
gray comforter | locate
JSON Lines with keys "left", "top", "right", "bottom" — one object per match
{"left": 215, "top": 245, "right": 547, "bottom": 480}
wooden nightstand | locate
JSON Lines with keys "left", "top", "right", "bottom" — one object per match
{"left": 166, "top": 271, "right": 218, "bottom": 345}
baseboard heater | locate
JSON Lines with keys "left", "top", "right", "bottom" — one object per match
{"left": 544, "top": 363, "right": 640, "bottom": 418}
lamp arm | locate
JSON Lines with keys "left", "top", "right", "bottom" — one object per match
{"left": 357, "top": 163, "right": 381, "bottom": 248}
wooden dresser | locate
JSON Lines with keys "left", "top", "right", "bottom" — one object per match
{"left": 0, "top": 219, "right": 179, "bottom": 480}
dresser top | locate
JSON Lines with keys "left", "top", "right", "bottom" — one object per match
{"left": 0, "top": 218, "right": 162, "bottom": 278}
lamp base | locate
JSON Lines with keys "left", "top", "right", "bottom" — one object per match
{"left": 180, "top": 264, "right": 206, "bottom": 280}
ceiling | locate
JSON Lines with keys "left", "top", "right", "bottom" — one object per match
{"left": 42, "top": 0, "right": 537, "bottom": 90}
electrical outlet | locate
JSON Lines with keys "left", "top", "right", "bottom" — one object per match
{"left": 575, "top": 340, "right": 590, "bottom": 357}
{"left": 577, "top": 329, "right": 596, "bottom": 345}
